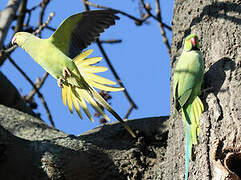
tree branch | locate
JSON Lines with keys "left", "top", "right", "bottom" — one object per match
{"left": 25, "top": 72, "right": 49, "bottom": 101}
{"left": 96, "top": 39, "right": 138, "bottom": 110}
{"left": 139, "top": 0, "right": 171, "bottom": 55}
{"left": 155, "top": 0, "right": 171, "bottom": 55}
{"left": 0, "top": 0, "right": 22, "bottom": 50}
{"left": 83, "top": 0, "right": 150, "bottom": 26}
{"left": 82, "top": 1, "right": 138, "bottom": 118}
{"left": 7, "top": 55, "right": 54, "bottom": 127}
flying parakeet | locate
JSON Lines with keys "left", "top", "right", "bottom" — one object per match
{"left": 173, "top": 34, "right": 204, "bottom": 180}
{"left": 12, "top": 10, "right": 136, "bottom": 138}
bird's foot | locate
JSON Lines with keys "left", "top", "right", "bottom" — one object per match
{"left": 57, "top": 78, "right": 65, "bottom": 88}
{"left": 63, "top": 67, "right": 71, "bottom": 79}
{"left": 57, "top": 68, "right": 71, "bottom": 88}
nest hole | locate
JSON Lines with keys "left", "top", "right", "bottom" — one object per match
{"left": 225, "top": 152, "right": 241, "bottom": 178}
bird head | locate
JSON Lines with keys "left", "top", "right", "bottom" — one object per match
{"left": 183, "top": 34, "right": 200, "bottom": 51}
{"left": 11, "top": 32, "right": 32, "bottom": 47}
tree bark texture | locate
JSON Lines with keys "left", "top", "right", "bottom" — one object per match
{"left": 0, "top": 71, "right": 35, "bottom": 115}
{"left": 163, "top": 0, "right": 241, "bottom": 179}
{"left": 0, "top": 0, "right": 21, "bottom": 49}
{"left": 0, "top": 103, "right": 169, "bottom": 180}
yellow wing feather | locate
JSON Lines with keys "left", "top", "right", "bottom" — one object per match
{"left": 85, "top": 72, "right": 116, "bottom": 85}
{"left": 61, "top": 84, "right": 67, "bottom": 106}
{"left": 71, "top": 91, "right": 83, "bottom": 119}
{"left": 77, "top": 57, "right": 102, "bottom": 66}
{"left": 58, "top": 49, "right": 136, "bottom": 138}
{"left": 85, "top": 79, "right": 124, "bottom": 92}
{"left": 73, "top": 49, "right": 93, "bottom": 63}
{"left": 66, "top": 85, "right": 73, "bottom": 113}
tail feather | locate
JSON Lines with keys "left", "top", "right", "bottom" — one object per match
{"left": 66, "top": 85, "right": 73, "bottom": 114}
{"left": 62, "top": 85, "right": 67, "bottom": 106}
{"left": 73, "top": 49, "right": 93, "bottom": 62}
{"left": 90, "top": 87, "right": 136, "bottom": 138}
{"left": 85, "top": 72, "right": 116, "bottom": 85}
{"left": 182, "top": 96, "right": 204, "bottom": 180}
{"left": 185, "top": 121, "right": 192, "bottom": 180}
{"left": 78, "top": 57, "right": 102, "bottom": 66}
{"left": 80, "top": 65, "right": 108, "bottom": 73}
{"left": 73, "top": 88, "right": 94, "bottom": 122}
{"left": 60, "top": 49, "right": 136, "bottom": 138}
{"left": 80, "top": 88, "right": 110, "bottom": 121}
{"left": 71, "top": 90, "right": 83, "bottom": 119}
{"left": 85, "top": 79, "right": 124, "bottom": 92}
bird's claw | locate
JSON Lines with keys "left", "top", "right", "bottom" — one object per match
{"left": 63, "top": 68, "right": 71, "bottom": 78}
{"left": 57, "top": 68, "right": 71, "bottom": 88}
{"left": 57, "top": 78, "right": 65, "bottom": 88}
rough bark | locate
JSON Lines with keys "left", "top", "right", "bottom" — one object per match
{"left": 0, "top": 71, "right": 35, "bottom": 115}
{"left": 0, "top": 104, "right": 169, "bottom": 180}
{"left": 0, "top": 0, "right": 22, "bottom": 49}
{"left": 162, "top": 0, "right": 241, "bottom": 179}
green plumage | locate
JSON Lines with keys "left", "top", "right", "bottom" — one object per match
{"left": 173, "top": 34, "right": 204, "bottom": 180}
{"left": 12, "top": 10, "right": 136, "bottom": 138}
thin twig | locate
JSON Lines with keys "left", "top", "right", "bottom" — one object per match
{"left": 99, "top": 39, "right": 122, "bottom": 44}
{"left": 7, "top": 55, "right": 55, "bottom": 127}
{"left": 155, "top": 0, "right": 171, "bottom": 55}
{"left": 84, "top": 0, "right": 150, "bottom": 25}
{"left": 139, "top": 0, "right": 171, "bottom": 55}
{"left": 26, "top": 72, "right": 49, "bottom": 101}
{"left": 124, "top": 104, "right": 134, "bottom": 119}
{"left": 139, "top": 0, "right": 172, "bottom": 31}
{"left": 1, "top": 12, "right": 55, "bottom": 59}
{"left": 46, "top": 25, "right": 56, "bottom": 31}
{"left": 82, "top": 0, "right": 90, "bottom": 11}
{"left": 38, "top": 0, "right": 50, "bottom": 37}
{"left": 34, "top": 12, "right": 55, "bottom": 35}
{"left": 14, "top": 0, "right": 27, "bottom": 33}
{"left": 28, "top": 2, "right": 42, "bottom": 12}
{"left": 96, "top": 39, "right": 138, "bottom": 109}
{"left": 82, "top": 1, "right": 138, "bottom": 118}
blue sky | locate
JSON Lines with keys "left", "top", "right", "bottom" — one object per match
{"left": 0, "top": 0, "right": 173, "bottom": 135}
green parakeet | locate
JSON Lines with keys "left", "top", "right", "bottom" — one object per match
{"left": 173, "top": 34, "right": 204, "bottom": 179}
{"left": 12, "top": 10, "right": 136, "bottom": 138}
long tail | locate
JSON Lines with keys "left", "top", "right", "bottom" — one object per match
{"left": 181, "top": 96, "right": 204, "bottom": 180}
{"left": 61, "top": 49, "right": 136, "bottom": 138}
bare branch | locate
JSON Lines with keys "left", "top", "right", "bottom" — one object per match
{"left": 14, "top": 0, "right": 27, "bottom": 33}
{"left": 99, "top": 39, "right": 122, "bottom": 44}
{"left": 38, "top": 0, "right": 51, "bottom": 37}
{"left": 96, "top": 39, "right": 138, "bottom": 109}
{"left": 7, "top": 55, "right": 54, "bottom": 127}
{"left": 0, "top": 0, "right": 22, "bottom": 50}
{"left": 155, "top": 0, "right": 171, "bottom": 55}
{"left": 33, "top": 12, "right": 54, "bottom": 35}
{"left": 124, "top": 104, "right": 135, "bottom": 119}
{"left": 25, "top": 72, "right": 49, "bottom": 101}
{"left": 83, "top": 0, "right": 149, "bottom": 26}
{"left": 139, "top": 0, "right": 171, "bottom": 55}
{"left": 139, "top": 0, "right": 172, "bottom": 31}
{"left": 0, "top": 12, "right": 55, "bottom": 62}
{"left": 82, "top": 1, "right": 138, "bottom": 119}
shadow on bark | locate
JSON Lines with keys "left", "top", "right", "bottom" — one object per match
{"left": 0, "top": 104, "right": 169, "bottom": 179}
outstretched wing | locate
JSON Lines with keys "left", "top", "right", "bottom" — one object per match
{"left": 48, "top": 10, "right": 119, "bottom": 58}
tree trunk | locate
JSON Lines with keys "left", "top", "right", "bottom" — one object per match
{"left": 1, "top": 1, "right": 241, "bottom": 179}
{"left": 163, "top": 0, "right": 241, "bottom": 179}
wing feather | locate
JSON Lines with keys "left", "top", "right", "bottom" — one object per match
{"left": 48, "top": 10, "right": 119, "bottom": 58}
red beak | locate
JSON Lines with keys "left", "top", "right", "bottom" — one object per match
{"left": 11, "top": 37, "right": 16, "bottom": 45}
{"left": 190, "top": 37, "right": 196, "bottom": 46}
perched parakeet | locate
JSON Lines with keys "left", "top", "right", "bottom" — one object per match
{"left": 12, "top": 10, "right": 136, "bottom": 138}
{"left": 173, "top": 34, "right": 204, "bottom": 180}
